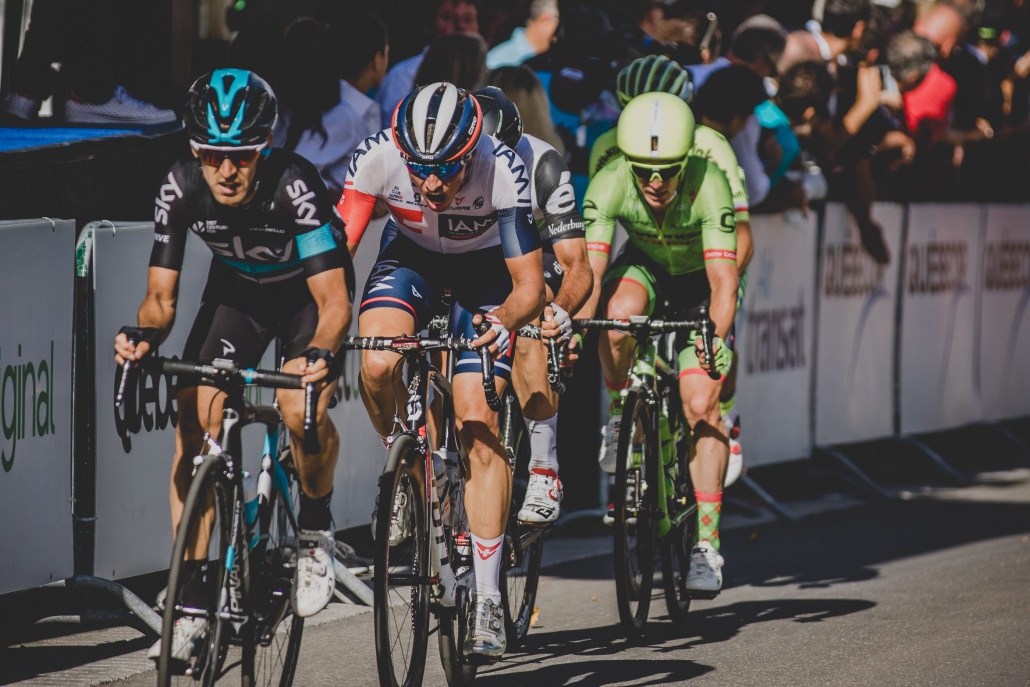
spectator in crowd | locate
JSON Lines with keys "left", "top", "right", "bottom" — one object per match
{"left": 273, "top": 12, "right": 389, "bottom": 200}
{"left": 914, "top": 1, "right": 967, "bottom": 59}
{"left": 415, "top": 32, "right": 489, "bottom": 92}
{"left": 374, "top": 0, "right": 480, "bottom": 127}
{"left": 524, "top": 4, "right": 621, "bottom": 203}
{"left": 2, "top": 0, "right": 177, "bottom": 124}
{"left": 486, "top": 0, "right": 560, "bottom": 69}
{"left": 779, "top": 0, "right": 872, "bottom": 73}
{"left": 486, "top": 65, "right": 565, "bottom": 154}
{"left": 887, "top": 30, "right": 956, "bottom": 143}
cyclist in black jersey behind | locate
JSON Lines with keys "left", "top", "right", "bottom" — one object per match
{"left": 113, "top": 69, "right": 354, "bottom": 663}
{"left": 473, "top": 86, "right": 592, "bottom": 525}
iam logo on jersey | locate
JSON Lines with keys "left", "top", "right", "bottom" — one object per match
{"left": 439, "top": 212, "right": 498, "bottom": 240}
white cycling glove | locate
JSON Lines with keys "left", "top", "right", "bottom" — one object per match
{"left": 483, "top": 313, "right": 513, "bottom": 355}
{"left": 545, "top": 302, "right": 573, "bottom": 342}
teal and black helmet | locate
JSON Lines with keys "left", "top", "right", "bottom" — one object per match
{"left": 184, "top": 69, "right": 277, "bottom": 147}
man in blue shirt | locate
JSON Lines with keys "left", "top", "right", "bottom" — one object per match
{"left": 486, "top": 0, "right": 559, "bottom": 69}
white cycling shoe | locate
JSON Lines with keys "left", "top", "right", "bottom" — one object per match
{"left": 464, "top": 596, "right": 506, "bottom": 660}
{"left": 685, "top": 540, "right": 724, "bottom": 599}
{"left": 292, "top": 529, "right": 335, "bottom": 617}
{"left": 518, "top": 468, "right": 563, "bottom": 524}
{"left": 597, "top": 415, "right": 622, "bottom": 474}
{"left": 148, "top": 616, "right": 208, "bottom": 663}
{"left": 371, "top": 488, "right": 412, "bottom": 547}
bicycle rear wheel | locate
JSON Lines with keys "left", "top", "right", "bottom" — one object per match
{"left": 158, "top": 453, "right": 234, "bottom": 687}
{"left": 241, "top": 462, "right": 305, "bottom": 687}
{"left": 499, "top": 392, "right": 544, "bottom": 647}
{"left": 374, "top": 433, "right": 430, "bottom": 687}
{"left": 613, "top": 389, "right": 659, "bottom": 640}
{"left": 662, "top": 418, "right": 696, "bottom": 624}
{"left": 438, "top": 466, "right": 477, "bottom": 686}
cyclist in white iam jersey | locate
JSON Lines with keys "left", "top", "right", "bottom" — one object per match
{"left": 337, "top": 82, "right": 545, "bottom": 659}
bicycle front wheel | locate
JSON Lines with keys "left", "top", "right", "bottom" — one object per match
{"left": 241, "top": 464, "right": 305, "bottom": 687}
{"left": 158, "top": 453, "right": 234, "bottom": 687}
{"left": 613, "top": 389, "right": 659, "bottom": 640}
{"left": 374, "top": 433, "right": 430, "bottom": 687}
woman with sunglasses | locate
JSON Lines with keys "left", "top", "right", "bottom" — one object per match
{"left": 114, "top": 69, "right": 354, "bottom": 663}
{"left": 572, "top": 90, "right": 739, "bottom": 599}
{"left": 336, "top": 81, "right": 545, "bottom": 661}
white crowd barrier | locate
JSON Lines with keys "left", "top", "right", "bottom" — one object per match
{"left": 2, "top": 202, "right": 1029, "bottom": 593}
{"left": 814, "top": 204, "right": 904, "bottom": 445}
{"left": 899, "top": 204, "right": 984, "bottom": 435}
{"left": 0, "top": 219, "right": 75, "bottom": 594}
{"left": 735, "top": 211, "right": 818, "bottom": 467}
{"left": 78, "top": 219, "right": 387, "bottom": 579}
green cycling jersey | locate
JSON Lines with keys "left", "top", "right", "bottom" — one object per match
{"left": 589, "top": 125, "right": 750, "bottom": 223}
{"left": 584, "top": 154, "right": 737, "bottom": 276}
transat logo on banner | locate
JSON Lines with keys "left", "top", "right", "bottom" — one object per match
{"left": 113, "top": 361, "right": 178, "bottom": 453}
{"left": 745, "top": 292, "right": 806, "bottom": 375}
{"left": 1, "top": 342, "right": 56, "bottom": 472}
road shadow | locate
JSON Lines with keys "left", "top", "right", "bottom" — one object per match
{"left": 543, "top": 498, "right": 1030, "bottom": 594}
{"left": 0, "top": 634, "right": 151, "bottom": 685}
{"left": 480, "top": 595, "right": 872, "bottom": 686}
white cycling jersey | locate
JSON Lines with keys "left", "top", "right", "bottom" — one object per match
{"left": 338, "top": 129, "right": 538, "bottom": 258}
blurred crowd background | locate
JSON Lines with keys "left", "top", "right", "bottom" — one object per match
{"left": 5, "top": 0, "right": 1029, "bottom": 261}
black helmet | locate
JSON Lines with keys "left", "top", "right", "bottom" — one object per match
{"left": 391, "top": 82, "right": 482, "bottom": 164}
{"left": 184, "top": 69, "right": 277, "bottom": 147}
{"left": 473, "top": 86, "right": 523, "bottom": 151}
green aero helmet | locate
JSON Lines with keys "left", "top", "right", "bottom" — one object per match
{"left": 617, "top": 91, "right": 695, "bottom": 163}
{"left": 616, "top": 55, "right": 693, "bottom": 107}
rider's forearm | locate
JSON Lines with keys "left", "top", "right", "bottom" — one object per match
{"left": 307, "top": 297, "right": 352, "bottom": 354}
{"left": 572, "top": 254, "right": 608, "bottom": 321}
{"left": 708, "top": 270, "right": 737, "bottom": 341}
{"left": 553, "top": 262, "right": 593, "bottom": 317}
{"left": 494, "top": 280, "right": 546, "bottom": 332}
{"left": 137, "top": 293, "right": 175, "bottom": 342}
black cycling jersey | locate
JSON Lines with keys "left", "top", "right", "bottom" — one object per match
{"left": 151, "top": 149, "right": 350, "bottom": 288}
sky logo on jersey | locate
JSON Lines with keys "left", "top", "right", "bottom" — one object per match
{"left": 154, "top": 172, "right": 184, "bottom": 226}
{"left": 285, "top": 179, "right": 322, "bottom": 227}
{"left": 439, "top": 212, "right": 498, "bottom": 240}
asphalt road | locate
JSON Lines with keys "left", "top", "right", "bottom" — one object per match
{"left": 3, "top": 472, "right": 1029, "bottom": 687}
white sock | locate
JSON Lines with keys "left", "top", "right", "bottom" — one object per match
{"left": 526, "top": 415, "right": 559, "bottom": 473}
{"left": 471, "top": 533, "right": 504, "bottom": 602}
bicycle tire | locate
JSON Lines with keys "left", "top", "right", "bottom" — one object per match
{"left": 241, "top": 464, "right": 305, "bottom": 687}
{"left": 157, "top": 453, "right": 234, "bottom": 687}
{"left": 613, "top": 389, "right": 659, "bottom": 640}
{"left": 498, "top": 393, "right": 544, "bottom": 647}
{"left": 661, "top": 412, "right": 696, "bottom": 624}
{"left": 374, "top": 433, "right": 430, "bottom": 687}
{"left": 438, "top": 467, "right": 477, "bottom": 686}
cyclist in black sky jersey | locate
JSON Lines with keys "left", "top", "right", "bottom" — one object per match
{"left": 113, "top": 69, "right": 353, "bottom": 663}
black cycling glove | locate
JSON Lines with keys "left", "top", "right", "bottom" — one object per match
{"left": 118, "top": 325, "right": 162, "bottom": 348}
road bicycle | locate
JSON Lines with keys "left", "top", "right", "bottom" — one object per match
{"left": 116, "top": 354, "right": 320, "bottom": 687}
{"left": 343, "top": 298, "right": 565, "bottom": 687}
{"left": 575, "top": 306, "right": 719, "bottom": 640}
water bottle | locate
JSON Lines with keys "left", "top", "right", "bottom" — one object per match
{"left": 242, "top": 470, "right": 260, "bottom": 550}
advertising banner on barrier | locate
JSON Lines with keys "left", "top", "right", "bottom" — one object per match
{"left": 736, "top": 212, "right": 817, "bottom": 466}
{"left": 979, "top": 205, "right": 1030, "bottom": 420}
{"left": 89, "top": 223, "right": 214, "bottom": 579}
{"left": 900, "top": 204, "right": 983, "bottom": 434}
{"left": 0, "top": 219, "right": 75, "bottom": 594}
{"left": 815, "top": 203, "right": 904, "bottom": 445}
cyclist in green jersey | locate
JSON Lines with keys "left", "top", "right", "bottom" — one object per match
{"left": 574, "top": 91, "right": 737, "bottom": 595}
{"left": 587, "top": 54, "right": 756, "bottom": 488}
